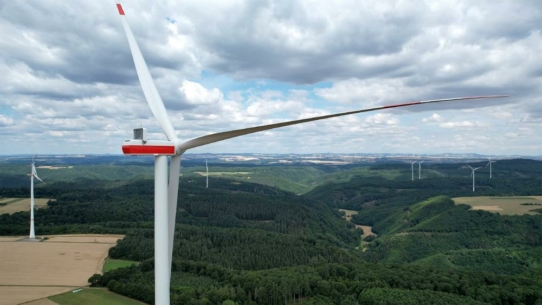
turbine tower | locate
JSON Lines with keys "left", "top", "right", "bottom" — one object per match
{"left": 206, "top": 159, "right": 208, "bottom": 189}
{"left": 114, "top": 2, "right": 507, "bottom": 304}
{"left": 410, "top": 161, "right": 417, "bottom": 181}
{"left": 486, "top": 158, "right": 496, "bottom": 178}
{"left": 418, "top": 160, "right": 424, "bottom": 179}
{"left": 29, "top": 156, "right": 44, "bottom": 239}
{"left": 467, "top": 165, "right": 481, "bottom": 192}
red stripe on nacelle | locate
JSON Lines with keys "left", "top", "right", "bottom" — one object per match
{"left": 383, "top": 102, "right": 422, "bottom": 109}
{"left": 117, "top": 4, "right": 125, "bottom": 15}
{"left": 122, "top": 145, "right": 175, "bottom": 155}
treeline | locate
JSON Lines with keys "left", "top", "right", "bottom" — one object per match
{"left": 352, "top": 196, "right": 542, "bottom": 278}
{"left": 0, "top": 178, "right": 359, "bottom": 248}
{"left": 90, "top": 259, "right": 542, "bottom": 305}
{"left": 110, "top": 226, "right": 359, "bottom": 270}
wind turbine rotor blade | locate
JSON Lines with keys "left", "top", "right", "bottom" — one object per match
{"left": 116, "top": 2, "right": 177, "bottom": 141}
{"left": 32, "top": 165, "right": 44, "bottom": 183}
{"left": 177, "top": 95, "right": 508, "bottom": 151}
{"left": 167, "top": 154, "right": 181, "bottom": 279}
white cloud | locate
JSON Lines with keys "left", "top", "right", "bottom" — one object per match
{"left": 439, "top": 121, "right": 486, "bottom": 128}
{"left": 0, "top": 1, "right": 541, "bottom": 155}
{"left": 364, "top": 113, "right": 399, "bottom": 126}
{"left": 179, "top": 80, "right": 222, "bottom": 106}
{"left": 0, "top": 115, "right": 14, "bottom": 127}
{"left": 422, "top": 113, "right": 443, "bottom": 123}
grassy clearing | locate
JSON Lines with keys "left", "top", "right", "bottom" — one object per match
{"left": 49, "top": 288, "right": 145, "bottom": 305}
{"left": 453, "top": 196, "right": 542, "bottom": 215}
{"left": 103, "top": 259, "right": 139, "bottom": 272}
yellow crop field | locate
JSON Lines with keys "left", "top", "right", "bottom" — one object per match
{"left": 0, "top": 234, "right": 123, "bottom": 305}
{"left": 0, "top": 198, "right": 50, "bottom": 215}
{"left": 453, "top": 196, "right": 542, "bottom": 215}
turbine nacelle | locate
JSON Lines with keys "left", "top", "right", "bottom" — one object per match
{"left": 122, "top": 139, "right": 183, "bottom": 156}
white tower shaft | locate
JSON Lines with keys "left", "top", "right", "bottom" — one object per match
{"left": 472, "top": 170, "right": 475, "bottom": 192}
{"left": 29, "top": 171, "right": 35, "bottom": 239}
{"left": 154, "top": 156, "right": 169, "bottom": 305}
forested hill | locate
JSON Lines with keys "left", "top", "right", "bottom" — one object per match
{"left": 1, "top": 159, "right": 542, "bottom": 304}
{"left": 303, "top": 158, "right": 542, "bottom": 210}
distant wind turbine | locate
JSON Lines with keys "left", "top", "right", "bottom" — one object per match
{"left": 411, "top": 161, "right": 417, "bottom": 181}
{"left": 486, "top": 158, "right": 496, "bottom": 178}
{"left": 467, "top": 165, "right": 481, "bottom": 192}
{"left": 418, "top": 160, "right": 424, "bottom": 179}
{"left": 29, "top": 156, "right": 44, "bottom": 239}
{"left": 114, "top": 2, "right": 508, "bottom": 303}
{"left": 206, "top": 159, "right": 208, "bottom": 189}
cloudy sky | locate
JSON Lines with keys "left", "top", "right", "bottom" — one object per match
{"left": 1, "top": 0, "right": 541, "bottom": 155}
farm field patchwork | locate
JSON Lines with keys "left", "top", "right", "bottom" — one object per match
{"left": 0, "top": 234, "right": 123, "bottom": 305}
{"left": 453, "top": 196, "right": 542, "bottom": 215}
{"left": 0, "top": 198, "right": 50, "bottom": 215}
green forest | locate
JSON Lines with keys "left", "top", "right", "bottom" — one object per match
{"left": 1, "top": 158, "right": 541, "bottom": 304}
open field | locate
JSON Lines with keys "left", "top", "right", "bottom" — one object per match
{"left": 0, "top": 198, "right": 50, "bottom": 215}
{"left": 194, "top": 171, "right": 252, "bottom": 176}
{"left": 453, "top": 196, "right": 542, "bottom": 215}
{"left": 0, "top": 234, "right": 123, "bottom": 305}
{"left": 36, "top": 166, "right": 74, "bottom": 170}
{"left": 339, "top": 209, "right": 377, "bottom": 238}
{"left": 48, "top": 288, "right": 146, "bottom": 305}
{"left": 0, "top": 286, "right": 75, "bottom": 305}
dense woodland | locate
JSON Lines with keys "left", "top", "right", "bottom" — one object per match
{"left": 1, "top": 158, "right": 541, "bottom": 304}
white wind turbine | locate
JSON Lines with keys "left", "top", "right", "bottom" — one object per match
{"left": 206, "top": 159, "right": 208, "bottom": 189}
{"left": 418, "top": 160, "right": 424, "bottom": 179}
{"left": 410, "top": 161, "right": 417, "bottom": 181}
{"left": 115, "top": 2, "right": 507, "bottom": 304}
{"left": 29, "top": 156, "right": 44, "bottom": 239}
{"left": 467, "top": 165, "right": 481, "bottom": 192}
{"left": 486, "top": 158, "right": 496, "bottom": 178}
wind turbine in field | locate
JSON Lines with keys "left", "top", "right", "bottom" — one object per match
{"left": 486, "top": 158, "right": 496, "bottom": 178}
{"left": 467, "top": 165, "right": 481, "bottom": 192}
{"left": 418, "top": 160, "right": 424, "bottom": 179}
{"left": 114, "top": 2, "right": 507, "bottom": 304}
{"left": 29, "top": 156, "right": 44, "bottom": 239}
{"left": 206, "top": 159, "right": 208, "bottom": 189}
{"left": 410, "top": 161, "right": 417, "bottom": 181}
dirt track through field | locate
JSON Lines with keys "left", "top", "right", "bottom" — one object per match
{"left": 0, "top": 234, "right": 123, "bottom": 305}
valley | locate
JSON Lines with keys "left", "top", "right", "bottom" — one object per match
{"left": 1, "top": 157, "right": 541, "bottom": 304}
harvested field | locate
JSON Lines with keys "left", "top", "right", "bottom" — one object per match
{"left": 0, "top": 198, "right": 50, "bottom": 215}
{"left": 453, "top": 196, "right": 542, "bottom": 215}
{"left": 339, "top": 209, "right": 377, "bottom": 239}
{"left": 0, "top": 286, "right": 73, "bottom": 305}
{"left": 36, "top": 166, "right": 73, "bottom": 170}
{"left": 46, "top": 235, "right": 123, "bottom": 244}
{"left": 195, "top": 171, "right": 252, "bottom": 176}
{"left": 0, "top": 234, "right": 123, "bottom": 305}
{"left": 471, "top": 205, "right": 504, "bottom": 211}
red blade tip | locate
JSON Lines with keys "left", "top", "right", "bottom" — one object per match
{"left": 116, "top": 3, "right": 125, "bottom": 15}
